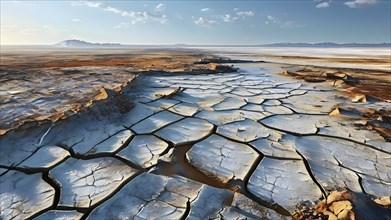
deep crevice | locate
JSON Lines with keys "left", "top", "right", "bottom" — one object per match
{"left": 68, "top": 134, "right": 133, "bottom": 160}
{"left": 121, "top": 104, "right": 166, "bottom": 129}
{"left": 356, "top": 174, "right": 372, "bottom": 200}
{"left": 110, "top": 134, "right": 135, "bottom": 155}
{"left": 26, "top": 171, "right": 63, "bottom": 220}
{"left": 295, "top": 150, "right": 328, "bottom": 199}
{"left": 87, "top": 128, "right": 132, "bottom": 150}
{"left": 179, "top": 200, "right": 191, "bottom": 220}
{"left": 113, "top": 155, "right": 145, "bottom": 171}
{"left": 264, "top": 155, "right": 302, "bottom": 161}
{"left": 0, "top": 165, "right": 38, "bottom": 175}
{"left": 332, "top": 152, "right": 370, "bottom": 197}
{"left": 0, "top": 154, "right": 72, "bottom": 176}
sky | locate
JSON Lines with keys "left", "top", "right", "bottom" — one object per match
{"left": 1, "top": 0, "right": 390, "bottom": 45}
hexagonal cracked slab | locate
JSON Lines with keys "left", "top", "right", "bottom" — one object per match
{"left": 261, "top": 114, "right": 319, "bottom": 135}
{"left": 244, "top": 95, "right": 265, "bottom": 104}
{"left": 122, "top": 103, "right": 161, "bottom": 127}
{"left": 263, "top": 105, "right": 294, "bottom": 115}
{"left": 131, "top": 111, "right": 183, "bottom": 134}
{"left": 262, "top": 99, "right": 282, "bottom": 106}
{"left": 172, "top": 89, "right": 225, "bottom": 111}
{"left": 155, "top": 118, "right": 214, "bottom": 146}
{"left": 18, "top": 145, "right": 70, "bottom": 170}
{"left": 50, "top": 157, "right": 139, "bottom": 208}
{"left": 167, "top": 102, "right": 199, "bottom": 116}
{"left": 196, "top": 109, "right": 266, "bottom": 126}
{"left": 242, "top": 103, "right": 265, "bottom": 112}
{"left": 117, "top": 135, "right": 169, "bottom": 168}
{"left": 212, "top": 97, "right": 247, "bottom": 111}
{"left": 0, "top": 170, "right": 55, "bottom": 219}
{"left": 145, "top": 97, "right": 180, "bottom": 110}
{"left": 247, "top": 157, "right": 323, "bottom": 213}
{"left": 85, "top": 129, "right": 133, "bottom": 156}
{"left": 217, "top": 119, "right": 272, "bottom": 142}
{"left": 186, "top": 134, "right": 259, "bottom": 183}
{"left": 230, "top": 88, "right": 256, "bottom": 97}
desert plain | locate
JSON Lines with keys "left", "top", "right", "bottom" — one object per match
{"left": 0, "top": 47, "right": 390, "bottom": 220}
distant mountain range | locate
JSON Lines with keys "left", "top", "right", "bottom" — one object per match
{"left": 54, "top": 40, "right": 391, "bottom": 48}
{"left": 54, "top": 39, "right": 122, "bottom": 48}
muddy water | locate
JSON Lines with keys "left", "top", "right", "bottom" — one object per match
{"left": 151, "top": 145, "right": 227, "bottom": 189}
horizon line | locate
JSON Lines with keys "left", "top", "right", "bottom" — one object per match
{"left": 2, "top": 42, "right": 391, "bottom": 46}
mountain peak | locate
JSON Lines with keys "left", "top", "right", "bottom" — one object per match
{"left": 54, "top": 39, "right": 121, "bottom": 48}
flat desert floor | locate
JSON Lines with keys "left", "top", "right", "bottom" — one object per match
{"left": 0, "top": 47, "right": 390, "bottom": 220}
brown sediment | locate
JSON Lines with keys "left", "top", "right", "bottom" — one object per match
{"left": 250, "top": 52, "right": 391, "bottom": 101}
{"left": 280, "top": 66, "right": 391, "bottom": 102}
{"left": 0, "top": 84, "right": 127, "bottom": 135}
{"left": 348, "top": 84, "right": 391, "bottom": 102}
{"left": 93, "top": 88, "right": 108, "bottom": 101}
{"left": 367, "top": 119, "right": 391, "bottom": 141}
{"left": 374, "top": 197, "right": 391, "bottom": 208}
{"left": 292, "top": 189, "right": 390, "bottom": 220}
{"left": 328, "top": 104, "right": 391, "bottom": 141}
{"left": 0, "top": 50, "right": 217, "bottom": 71}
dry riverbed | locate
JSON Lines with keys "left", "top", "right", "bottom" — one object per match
{"left": 0, "top": 49, "right": 390, "bottom": 220}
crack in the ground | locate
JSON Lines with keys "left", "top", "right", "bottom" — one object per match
{"left": 316, "top": 133, "right": 391, "bottom": 155}
{"left": 25, "top": 172, "right": 62, "bottom": 220}
{"left": 258, "top": 116, "right": 321, "bottom": 137}
{"left": 295, "top": 150, "right": 327, "bottom": 199}
{"left": 179, "top": 200, "right": 191, "bottom": 220}
{"left": 86, "top": 129, "right": 132, "bottom": 152}
{"left": 0, "top": 149, "right": 69, "bottom": 175}
{"left": 78, "top": 170, "right": 143, "bottom": 220}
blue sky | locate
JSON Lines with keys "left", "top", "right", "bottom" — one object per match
{"left": 1, "top": 0, "right": 390, "bottom": 45}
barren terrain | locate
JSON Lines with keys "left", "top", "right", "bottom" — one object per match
{"left": 0, "top": 48, "right": 390, "bottom": 220}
